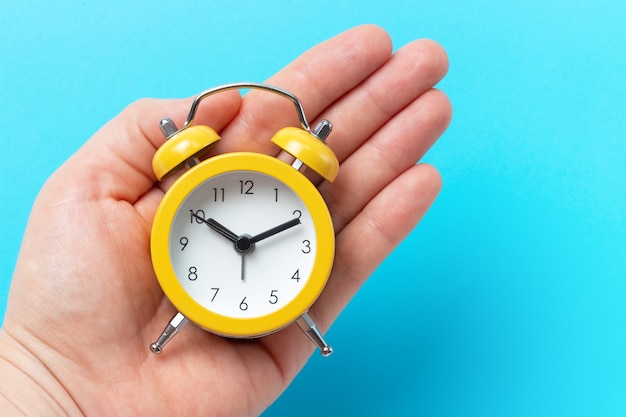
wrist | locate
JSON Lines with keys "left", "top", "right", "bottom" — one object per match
{"left": 0, "top": 328, "right": 83, "bottom": 417}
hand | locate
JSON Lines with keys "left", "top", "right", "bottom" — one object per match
{"left": 0, "top": 25, "right": 451, "bottom": 416}
{"left": 193, "top": 215, "right": 300, "bottom": 283}
{"left": 196, "top": 215, "right": 240, "bottom": 243}
{"left": 250, "top": 217, "right": 300, "bottom": 244}
{"left": 194, "top": 215, "right": 251, "bottom": 280}
{"left": 196, "top": 215, "right": 301, "bottom": 247}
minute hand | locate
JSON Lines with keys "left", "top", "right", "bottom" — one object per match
{"left": 250, "top": 218, "right": 301, "bottom": 244}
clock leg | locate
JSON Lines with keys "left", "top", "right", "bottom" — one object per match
{"left": 296, "top": 312, "right": 333, "bottom": 357}
{"left": 150, "top": 312, "right": 189, "bottom": 354}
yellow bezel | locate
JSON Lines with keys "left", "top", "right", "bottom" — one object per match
{"left": 151, "top": 152, "right": 335, "bottom": 337}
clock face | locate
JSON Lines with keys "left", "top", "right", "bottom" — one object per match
{"left": 169, "top": 170, "right": 317, "bottom": 319}
{"left": 152, "top": 153, "right": 334, "bottom": 337}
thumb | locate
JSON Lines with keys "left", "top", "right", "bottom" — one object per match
{"left": 49, "top": 91, "right": 241, "bottom": 205}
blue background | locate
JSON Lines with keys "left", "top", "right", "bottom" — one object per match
{"left": 1, "top": 1, "right": 625, "bottom": 416}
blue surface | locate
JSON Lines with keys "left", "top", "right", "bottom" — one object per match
{"left": 1, "top": 1, "right": 625, "bottom": 416}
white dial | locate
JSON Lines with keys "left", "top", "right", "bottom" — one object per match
{"left": 169, "top": 170, "right": 317, "bottom": 320}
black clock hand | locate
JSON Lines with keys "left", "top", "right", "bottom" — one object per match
{"left": 250, "top": 218, "right": 301, "bottom": 244}
{"left": 207, "top": 218, "right": 239, "bottom": 242}
{"left": 192, "top": 214, "right": 238, "bottom": 243}
{"left": 240, "top": 218, "right": 300, "bottom": 282}
{"left": 192, "top": 214, "right": 251, "bottom": 281}
{"left": 192, "top": 214, "right": 299, "bottom": 283}
{"left": 241, "top": 254, "right": 247, "bottom": 282}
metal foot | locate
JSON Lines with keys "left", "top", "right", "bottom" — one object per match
{"left": 296, "top": 312, "right": 333, "bottom": 357}
{"left": 150, "top": 312, "right": 189, "bottom": 354}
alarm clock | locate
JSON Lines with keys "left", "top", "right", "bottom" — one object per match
{"left": 149, "top": 83, "right": 338, "bottom": 357}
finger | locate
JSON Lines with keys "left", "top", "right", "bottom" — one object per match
{"left": 316, "top": 163, "right": 443, "bottom": 328}
{"left": 260, "top": 163, "right": 443, "bottom": 371}
{"left": 314, "top": 38, "right": 449, "bottom": 166}
{"left": 321, "top": 88, "right": 452, "bottom": 233}
{"left": 214, "top": 24, "right": 393, "bottom": 154}
{"left": 50, "top": 92, "right": 242, "bottom": 204}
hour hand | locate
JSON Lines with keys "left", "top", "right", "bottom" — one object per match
{"left": 193, "top": 214, "right": 238, "bottom": 243}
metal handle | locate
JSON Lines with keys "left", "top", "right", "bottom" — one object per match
{"left": 184, "top": 82, "right": 311, "bottom": 131}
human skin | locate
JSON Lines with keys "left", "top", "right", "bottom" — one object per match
{"left": 0, "top": 24, "right": 451, "bottom": 417}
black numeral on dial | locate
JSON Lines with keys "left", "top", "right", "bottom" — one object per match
{"left": 239, "top": 180, "right": 254, "bottom": 195}
{"left": 190, "top": 209, "right": 205, "bottom": 224}
{"left": 291, "top": 269, "right": 300, "bottom": 282}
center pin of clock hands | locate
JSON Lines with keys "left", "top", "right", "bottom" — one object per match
{"left": 192, "top": 214, "right": 301, "bottom": 280}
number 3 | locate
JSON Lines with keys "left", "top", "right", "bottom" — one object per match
{"left": 302, "top": 240, "right": 311, "bottom": 254}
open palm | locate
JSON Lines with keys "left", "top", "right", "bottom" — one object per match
{"left": 0, "top": 25, "right": 450, "bottom": 416}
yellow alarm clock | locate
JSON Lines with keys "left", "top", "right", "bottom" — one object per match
{"left": 149, "top": 83, "right": 338, "bottom": 357}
